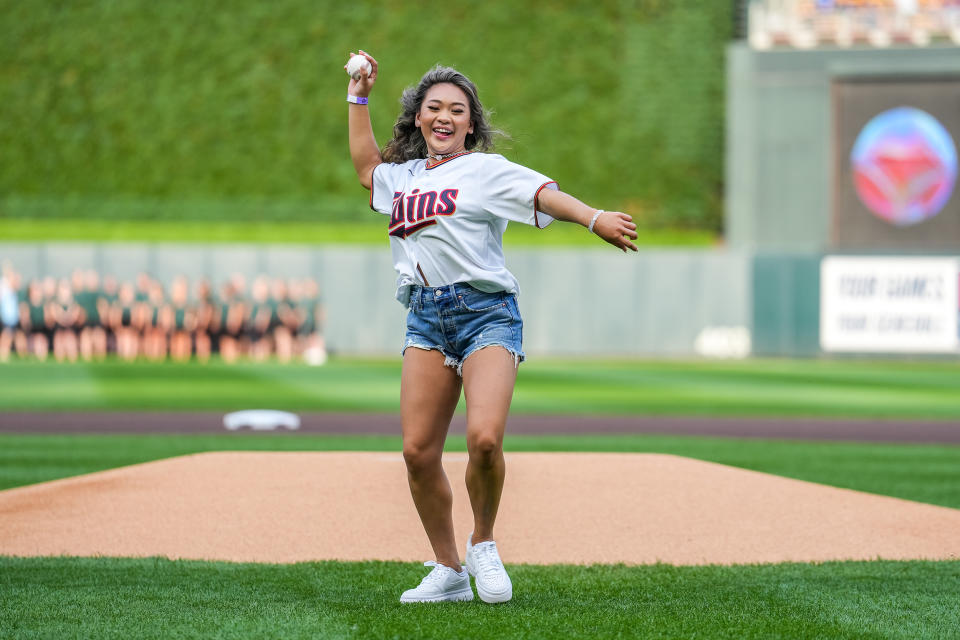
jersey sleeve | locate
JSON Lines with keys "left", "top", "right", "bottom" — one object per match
{"left": 370, "top": 162, "right": 409, "bottom": 216}
{"left": 482, "top": 155, "right": 557, "bottom": 229}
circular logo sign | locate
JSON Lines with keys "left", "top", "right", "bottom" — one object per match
{"left": 850, "top": 107, "right": 957, "bottom": 226}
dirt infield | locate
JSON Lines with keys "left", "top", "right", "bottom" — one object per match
{"left": 1, "top": 452, "right": 958, "bottom": 566}
{"left": 2, "top": 412, "right": 959, "bottom": 442}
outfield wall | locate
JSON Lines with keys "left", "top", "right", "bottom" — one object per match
{"left": 15, "top": 243, "right": 949, "bottom": 358}
{"left": 0, "top": 244, "right": 751, "bottom": 358}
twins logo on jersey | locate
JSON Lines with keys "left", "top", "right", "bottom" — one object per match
{"left": 388, "top": 188, "right": 459, "bottom": 238}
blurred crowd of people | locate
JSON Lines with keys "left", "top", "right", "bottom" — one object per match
{"left": 0, "top": 264, "right": 327, "bottom": 365}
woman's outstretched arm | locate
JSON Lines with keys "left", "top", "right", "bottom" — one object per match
{"left": 536, "top": 188, "right": 639, "bottom": 252}
{"left": 346, "top": 50, "right": 382, "bottom": 190}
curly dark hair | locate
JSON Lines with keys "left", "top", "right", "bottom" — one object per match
{"left": 381, "top": 65, "right": 502, "bottom": 163}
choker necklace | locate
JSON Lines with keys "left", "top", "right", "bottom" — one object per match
{"left": 426, "top": 151, "right": 467, "bottom": 161}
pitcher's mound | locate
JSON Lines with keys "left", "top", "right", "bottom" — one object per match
{"left": 1, "top": 452, "right": 958, "bottom": 565}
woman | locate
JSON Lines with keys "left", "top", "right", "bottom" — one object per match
{"left": 246, "top": 275, "right": 274, "bottom": 362}
{"left": 77, "top": 270, "right": 107, "bottom": 361}
{"left": 168, "top": 275, "right": 195, "bottom": 363}
{"left": 215, "top": 278, "right": 246, "bottom": 364}
{"left": 295, "top": 277, "right": 327, "bottom": 366}
{"left": 346, "top": 51, "right": 637, "bottom": 604}
{"left": 192, "top": 278, "right": 216, "bottom": 363}
{"left": 142, "top": 280, "right": 171, "bottom": 362}
{"left": 50, "top": 278, "right": 82, "bottom": 363}
{"left": 111, "top": 281, "right": 140, "bottom": 362}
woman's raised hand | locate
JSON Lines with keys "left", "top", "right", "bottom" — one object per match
{"left": 593, "top": 211, "right": 639, "bottom": 253}
{"left": 346, "top": 50, "right": 378, "bottom": 97}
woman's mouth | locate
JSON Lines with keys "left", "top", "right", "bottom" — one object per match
{"left": 433, "top": 127, "right": 453, "bottom": 140}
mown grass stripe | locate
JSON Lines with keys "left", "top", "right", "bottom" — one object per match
{"left": 2, "top": 358, "right": 960, "bottom": 419}
{"left": 1, "top": 557, "right": 957, "bottom": 640}
{"left": 2, "top": 433, "right": 958, "bottom": 509}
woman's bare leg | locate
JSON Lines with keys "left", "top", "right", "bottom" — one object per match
{"left": 401, "top": 348, "right": 463, "bottom": 569}
{"left": 461, "top": 346, "right": 517, "bottom": 544}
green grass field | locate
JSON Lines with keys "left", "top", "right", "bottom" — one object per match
{"left": 3, "top": 358, "right": 959, "bottom": 638}
{"left": 2, "top": 357, "right": 959, "bottom": 419}
{"left": 2, "top": 556, "right": 958, "bottom": 640}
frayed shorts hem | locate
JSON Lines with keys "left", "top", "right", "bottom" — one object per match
{"left": 402, "top": 341, "right": 524, "bottom": 377}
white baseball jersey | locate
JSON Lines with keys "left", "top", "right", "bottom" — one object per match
{"left": 370, "top": 152, "right": 557, "bottom": 306}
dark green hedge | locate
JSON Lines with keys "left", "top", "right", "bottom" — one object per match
{"left": 0, "top": 1, "right": 730, "bottom": 229}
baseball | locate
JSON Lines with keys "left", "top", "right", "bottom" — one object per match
{"left": 346, "top": 54, "right": 372, "bottom": 81}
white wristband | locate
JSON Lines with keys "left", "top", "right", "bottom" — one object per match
{"left": 588, "top": 210, "right": 605, "bottom": 234}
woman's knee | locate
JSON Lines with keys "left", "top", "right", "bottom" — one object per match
{"left": 467, "top": 431, "right": 503, "bottom": 466}
{"left": 402, "top": 442, "right": 442, "bottom": 475}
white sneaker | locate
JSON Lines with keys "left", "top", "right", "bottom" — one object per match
{"left": 399, "top": 561, "right": 474, "bottom": 603}
{"left": 465, "top": 535, "right": 512, "bottom": 603}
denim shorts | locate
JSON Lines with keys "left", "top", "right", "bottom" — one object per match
{"left": 403, "top": 283, "right": 524, "bottom": 376}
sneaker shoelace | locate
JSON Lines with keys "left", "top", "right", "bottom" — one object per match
{"left": 475, "top": 543, "right": 505, "bottom": 579}
{"left": 420, "top": 561, "right": 450, "bottom": 584}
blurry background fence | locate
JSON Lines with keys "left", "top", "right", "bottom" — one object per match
{"left": 0, "top": 244, "right": 752, "bottom": 357}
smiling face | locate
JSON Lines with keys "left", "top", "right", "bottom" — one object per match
{"left": 415, "top": 82, "right": 474, "bottom": 158}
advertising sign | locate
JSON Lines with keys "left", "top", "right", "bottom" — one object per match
{"left": 832, "top": 78, "right": 960, "bottom": 250}
{"left": 820, "top": 256, "right": 960, "bottom": 353}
